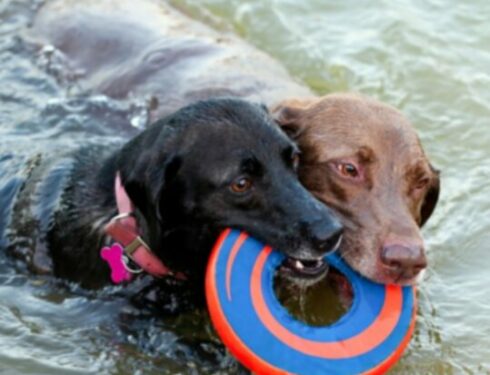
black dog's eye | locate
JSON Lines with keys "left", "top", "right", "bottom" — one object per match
{"left": 230, "top": 176, "right": 253, "bottom": 194}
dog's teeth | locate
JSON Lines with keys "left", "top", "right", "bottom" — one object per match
{"left": 295, "top": 260, "right": 304, "bottom": 269}
{"left": 315, "top": 259, "right": 323, "bottom": 267}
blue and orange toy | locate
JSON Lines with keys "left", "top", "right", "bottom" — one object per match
{"left": 205, "top": 229, "right": 417, "bottom": 375}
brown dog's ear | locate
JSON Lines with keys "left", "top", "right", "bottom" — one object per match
{"left": 271, "top": 98, "right": 317, "bottom": 139}
{"left": 420, "top": 166, "right": 440, "bottom": 227}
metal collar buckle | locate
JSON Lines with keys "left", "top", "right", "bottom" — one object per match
{"left": 108, "top": 212, "right": 144, "bottom": 274}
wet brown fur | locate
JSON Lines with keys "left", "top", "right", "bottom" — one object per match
{"left": 273, "top": 94, "right": 440, "bottom": 284}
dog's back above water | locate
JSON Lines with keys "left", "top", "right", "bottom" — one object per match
{"left": 1, "top": 98, "right": 342, "bottom": 304}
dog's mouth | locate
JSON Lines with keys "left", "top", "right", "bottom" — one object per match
{"left": 280, "top": 257, "right": 329, "bottom": 279}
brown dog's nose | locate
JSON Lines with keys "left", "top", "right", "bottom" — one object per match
{"left": 381, "top": 244, "right": 427, "bottom": 278}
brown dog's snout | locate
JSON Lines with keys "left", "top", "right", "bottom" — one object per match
{"left": 380, "top": 244, "right": 427, "bottom": 279}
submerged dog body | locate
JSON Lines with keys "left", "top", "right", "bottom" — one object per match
{"left": 29, "top": 0, "right": 311, "bottom": 121}
{"left": 2, "top": 99, "right": 342, "bottom": 292}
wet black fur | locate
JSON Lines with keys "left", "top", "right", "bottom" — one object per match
{"left": 6, "top": 98, "right": 342, "bottom": 300}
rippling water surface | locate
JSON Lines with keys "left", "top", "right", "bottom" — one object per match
{"left": 1, "top": 0, "right": 489, "bottom": 373}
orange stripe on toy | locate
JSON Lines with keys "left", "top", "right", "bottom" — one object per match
{"left": 206, "top": 230, "right": 291, "bottom": 375}
{"left": 363, "top": 290, "right": 417, "bottom": 375}
{"left": 250, "top": 246, "right": 403, "bottom": 359}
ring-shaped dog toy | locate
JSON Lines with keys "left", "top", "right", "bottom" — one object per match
{"left": 205, "top": 229, "right": 417, "bottom": 375}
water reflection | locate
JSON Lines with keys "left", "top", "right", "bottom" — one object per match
{"left": 1, "top": 0, "right": 489, "bottom": 373}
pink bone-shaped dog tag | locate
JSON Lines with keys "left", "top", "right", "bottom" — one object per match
{"left": 100, "top": 243, "right": 132, "bottom": 284}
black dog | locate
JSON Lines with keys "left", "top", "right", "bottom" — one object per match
{"left": 4, "top": 98, "right": 342, "bottom": 303}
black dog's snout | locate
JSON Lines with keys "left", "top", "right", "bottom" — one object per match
{"left": 309, "top": 218, "right": 344, "bottom": 256}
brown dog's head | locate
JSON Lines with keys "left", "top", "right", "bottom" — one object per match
{"left": 273, "top": 94, "right": 440, "bottom": 285}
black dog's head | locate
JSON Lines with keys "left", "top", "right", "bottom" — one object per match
{"left": 117, "top": 98, "right": 342, "bottom": 282}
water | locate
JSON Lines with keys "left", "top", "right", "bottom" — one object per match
{"left": 1, "top": 0, "right": 489, "bottom": 373}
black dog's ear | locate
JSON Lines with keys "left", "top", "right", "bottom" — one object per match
{"left": 121, "top": 151, "right": 181, "bottom": 222}
{"left": 149, "top": 154, "right": 182, "bottom": 222}
{"left": 420, "top": 166, "right": 440, "bottom": 227}
{"left": 117, "top": 119, "right": 183, "bottom": 222}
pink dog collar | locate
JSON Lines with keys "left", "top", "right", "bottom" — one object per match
{"left": 101, "top": 173, "right": 185, "bottom": 283}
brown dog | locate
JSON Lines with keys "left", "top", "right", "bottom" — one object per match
{"left": 273, "top": 94, "right": 440, "bottom": 285}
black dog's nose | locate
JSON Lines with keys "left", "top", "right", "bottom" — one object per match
{"left": 310, "top": 220, "right": 344, "bottom": 255}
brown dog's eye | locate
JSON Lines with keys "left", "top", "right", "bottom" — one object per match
{"left": 230, "top": 177, "right": 252, "bottom": 193}
{"left": 337, "top": 163, "right": 359, "bottom": 178}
